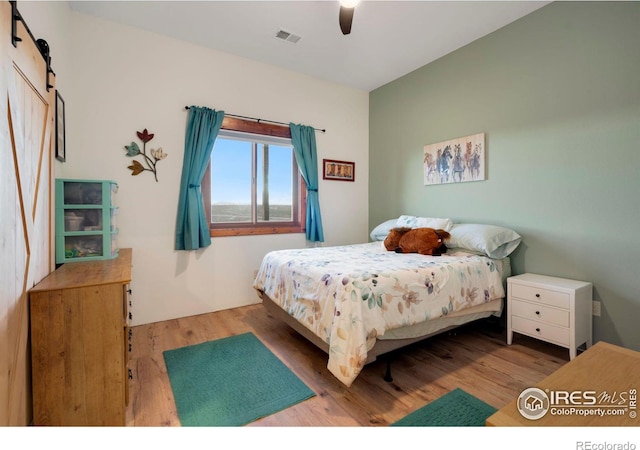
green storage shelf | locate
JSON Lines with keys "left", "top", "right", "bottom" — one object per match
{"left": 55, "top": 179, "right": 119, "bottom": 263}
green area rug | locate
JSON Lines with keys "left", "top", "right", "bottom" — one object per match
{"left": 391, "top": 388, "right": 497, "bottom": 427}
{"left": 163, "top": 332, "right": 315, "bottom": 426}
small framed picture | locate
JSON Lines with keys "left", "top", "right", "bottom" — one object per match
{"left": 323, "top": 159, "right": 355, "bottom": 182}
{"left": 55, "top": 90, "right": 66, "bottom": 162}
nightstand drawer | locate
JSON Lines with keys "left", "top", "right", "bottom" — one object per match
{"left": 512, "top": 316, "right": 570, "bottom": 346}
{"left": 511, "top": 299, "right": 569, "bottom": 327}
{"left": 510, "top": 283, "right": 570, "bottom": 309}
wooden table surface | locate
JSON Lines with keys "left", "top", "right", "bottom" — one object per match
{"left": 486, "top": 341, "right": 639, "bottom": 426}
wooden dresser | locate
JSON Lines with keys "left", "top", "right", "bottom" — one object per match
{"left": 29, "top": 248, "right": 132, "bottom": 426}
{"left": 486, "top": 341, "right": 639, "bottom": 426}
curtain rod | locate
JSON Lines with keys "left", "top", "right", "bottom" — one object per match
{"left": 184, "top": 106, "right": 326, "bottom": 133}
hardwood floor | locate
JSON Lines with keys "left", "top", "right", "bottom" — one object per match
{"left": 125, "top": 303, "right": 570, "bottom": 426}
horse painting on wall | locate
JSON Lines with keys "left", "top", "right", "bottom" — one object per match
{"left": 423, "top": 133, "right": 486, "bottom": 186}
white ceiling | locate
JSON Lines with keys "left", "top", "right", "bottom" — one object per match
{"left": 68, "top": 0, "right": 550, "bottom": 91}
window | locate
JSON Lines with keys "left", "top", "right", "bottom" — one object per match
{"left": 202, "top": 117, "right": 306, "bottom": 237}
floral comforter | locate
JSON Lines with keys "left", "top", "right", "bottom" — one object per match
{"left": 252, "top": 242, "right": 506, "bottom": 386}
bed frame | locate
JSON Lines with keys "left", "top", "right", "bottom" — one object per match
{"left": 258, "top": 289, "right": 502, "bottom": 381}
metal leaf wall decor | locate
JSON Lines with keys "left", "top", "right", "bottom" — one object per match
{"left": 123, "top": 129, "right": 167, "bottom": 182}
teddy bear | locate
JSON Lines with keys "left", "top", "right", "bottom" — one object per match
{"left": 384, "top": 227, "right": 451, "bottom": 256}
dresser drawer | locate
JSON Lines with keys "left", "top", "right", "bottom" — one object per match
{"left": 510, "top": 283, "right": 570, "bottom": 309}
{"left": 511, "top": 299, "right": 569, "bottom": 328}
{"left": 512, "top": 316, "right": 570, "bottom": 346}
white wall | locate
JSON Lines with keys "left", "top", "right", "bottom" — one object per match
{"left": 60, "top": 11, "right": 369, "bottom": 325}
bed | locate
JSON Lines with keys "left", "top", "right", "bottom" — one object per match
{"left": 253, "top": 218, "right": 521, "bottom": 387}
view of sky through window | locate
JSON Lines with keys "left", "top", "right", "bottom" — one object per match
{"left": 211, "top": 138, "right": 293, "bottom": 206}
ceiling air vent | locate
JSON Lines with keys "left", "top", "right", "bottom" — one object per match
{"left": 275, "top": 29, "right": 301, "bottom": 44}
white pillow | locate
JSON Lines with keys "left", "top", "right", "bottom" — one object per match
{"left": 370, "top": 218, "right": 398, "bottom": 241}
{"left": 447, "top": 223, "right": 521, "bottom": 259}
{"left": 395, "top": 215, "right": 453, "bottom": 231}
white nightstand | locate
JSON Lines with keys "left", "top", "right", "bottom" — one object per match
{"left": 507, "top": 273, "right": 593, "bottom": 360}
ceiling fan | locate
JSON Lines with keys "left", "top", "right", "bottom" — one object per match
{"left": 339, "top": 0, "right": 360, "bottom": 35}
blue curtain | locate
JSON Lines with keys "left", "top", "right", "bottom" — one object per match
{"left": 290, "top": 123, "right": 324, "bottom": 242}
{"left": 175, "top": 107, "right": 225, "bottom": 250}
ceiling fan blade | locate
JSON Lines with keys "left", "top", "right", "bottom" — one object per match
{"left": 339, "top": 6, "right": 354, "bottom": 35}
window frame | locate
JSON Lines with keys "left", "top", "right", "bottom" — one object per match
{"left": 202, "top": 117, "right": 306, "bottom": 237}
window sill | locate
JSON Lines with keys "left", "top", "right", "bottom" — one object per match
{"left": 210, "top": 226, "right": 305, "bottom": 237}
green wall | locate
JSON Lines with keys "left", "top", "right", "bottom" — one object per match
{"left": 369, "top": 2, "right": 640, "bottom": 350}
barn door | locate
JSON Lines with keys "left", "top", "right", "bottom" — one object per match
{"left": 0, "top": 1, "right": 56, "bottom": 426}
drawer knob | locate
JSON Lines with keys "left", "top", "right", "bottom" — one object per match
{"left": 535, "top": 327, "right": 541, "bottom": 332}
{"left": 535, "top": 293, "right": 541, "bottom": 298}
